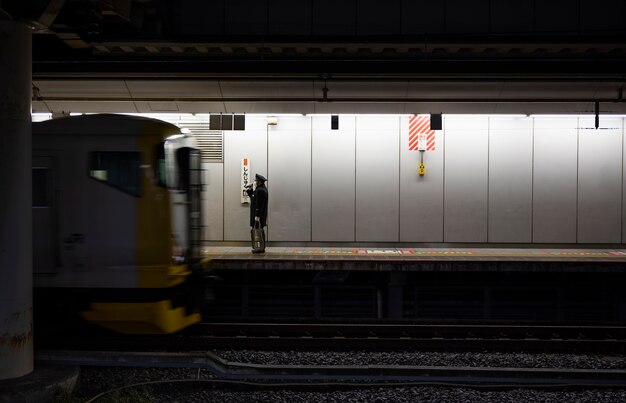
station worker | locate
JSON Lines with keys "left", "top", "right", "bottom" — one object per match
{"left": 246, "top": 173, "right": 269, "bottom": 251}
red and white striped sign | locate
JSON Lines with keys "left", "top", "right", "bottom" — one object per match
{"left": 408, "top": 115, "right": 436, "bottom": 151}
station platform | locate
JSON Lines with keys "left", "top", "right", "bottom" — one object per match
{"left": 201, "top": 245, "right": 626, "bottom": 273}
{"left": 202, "top": 245, "right": 626, "bottom": 263}
{"left": 201, "top": 245, "right": 626, "bottom": 322}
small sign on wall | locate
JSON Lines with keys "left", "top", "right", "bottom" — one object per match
{"left": 241, "top": 158, "right": 251, "bottom": 204}
{"left": 418, "top": 132, "right": 427, "bottom": 151}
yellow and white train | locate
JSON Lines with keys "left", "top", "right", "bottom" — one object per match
{"left": 33, "top": 114, "right": 204, "bottom": 334}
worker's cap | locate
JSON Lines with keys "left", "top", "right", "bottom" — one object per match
{"left": 255, "top": 173, "right": 267, "bottom": 182}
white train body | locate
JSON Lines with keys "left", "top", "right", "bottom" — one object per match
{"left": 32, "top": 114, "right": 203, "bottom": 333}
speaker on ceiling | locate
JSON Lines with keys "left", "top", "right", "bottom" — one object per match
{"left": 430, "top": 113, "right": 442, "bottom": 130}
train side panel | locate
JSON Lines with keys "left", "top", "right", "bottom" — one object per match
{"left": 33, "top": 133, "right": 138, "bottom": 288}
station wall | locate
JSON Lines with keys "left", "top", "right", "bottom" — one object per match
{"left": 203, "top": 115, "right": 625, "bottom": 244}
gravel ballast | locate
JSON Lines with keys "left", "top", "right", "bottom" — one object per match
{"left": 73, "top": 350, "right": 626, "bottom": 402}
{"left": 74, "top": 366, "right": 626, "bottom": 403}
{"left": 213, "top": 349, "right": 626, "bottom": 370}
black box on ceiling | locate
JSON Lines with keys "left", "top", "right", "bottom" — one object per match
{"left": 222, "top": 114, "right": 233, "bottom": 130}
{"left": 234, "top": 114, "right": 245, "bottom": 130}
{"left": 209, "top": 114, "right": 221, "bottom": 130}
{"left": 331, "top": 115, "right": 339, "bottom": 130}
{"left": 430, "top": 113, "right": 442, "bottom": 130}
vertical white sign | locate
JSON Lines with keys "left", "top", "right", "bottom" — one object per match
{"left": 241, "top": 157, "right": 251, "bottom": 204}
{"left": 418, "top": 132, "right": 427, "bottom": 151}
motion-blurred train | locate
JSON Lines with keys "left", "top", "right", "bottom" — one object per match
{"left": 33, "top": 114, "right": 205, "bottom": 334}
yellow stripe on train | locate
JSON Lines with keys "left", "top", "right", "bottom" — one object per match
{"left": 80, "top": 300, "right": 201, "bottom": 334}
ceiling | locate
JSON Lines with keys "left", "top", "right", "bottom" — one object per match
{"left": 32, "top": 78, "right": 626, "bottom": 115}
{"left": 6, "top": 0, "right": 625, "bottom": 115}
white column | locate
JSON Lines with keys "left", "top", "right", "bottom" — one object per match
{"left": 0, "top": 21, "right": 33, "bottom": 380}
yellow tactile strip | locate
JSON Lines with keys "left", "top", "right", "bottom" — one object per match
{"left": 201, "top": 247, "right": 626, "bottom": 262}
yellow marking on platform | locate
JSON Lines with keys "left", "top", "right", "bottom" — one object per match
{"left": 201, "top": 249, "right": 626, "bottom": 259}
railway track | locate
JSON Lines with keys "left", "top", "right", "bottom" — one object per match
{"left": 36, "top": 322, "right": 626, "bottom": 398}
{"left": 196, "top": 322, "right": 626, "bottom": 339}
{"left": 38, "top": 322, "right": 626, "bottom": 353}
{"left": 187, "top": 322, "right": 626, "bottom": 353}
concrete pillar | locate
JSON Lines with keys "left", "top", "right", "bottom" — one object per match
{"left": 0, "top": 21, "right": 33, "bottom": 380}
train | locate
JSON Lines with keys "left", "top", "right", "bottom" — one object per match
{"left": 32, "top": 114, "right": 206, "bottom": 334}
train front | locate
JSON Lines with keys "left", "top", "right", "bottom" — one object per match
{"left": 33, "top": 115, "right": 205, "bottom": 335}
{"left": 83, "top": 128, "right": 204, "bottom": 334}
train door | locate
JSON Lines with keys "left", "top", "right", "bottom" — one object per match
{"left": 32, "top": 155, "right": 60, "bottom": 274}
{"left": 176, "top": 147, "right": 203, "bottom": 262}
{"left": 187, "top": 148, "right": 202, "bottom": 261}
{"left": 159, "top": 139, "right": 203, "bottom": 263}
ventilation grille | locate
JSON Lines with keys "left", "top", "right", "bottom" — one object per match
{"left": 185, "top": 122, "right": 223, "bottom": 162}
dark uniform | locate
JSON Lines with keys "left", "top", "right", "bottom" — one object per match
{"left": 246, "top": 174, "right": 268, "bottom": 251}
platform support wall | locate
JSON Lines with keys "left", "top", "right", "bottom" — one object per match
{"left": 387, "top": 272, "right": 405, "bottom": 318}
{"left": 0, "top": 21, "right": 33, "bottom": 380}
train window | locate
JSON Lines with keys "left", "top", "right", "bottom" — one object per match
{"left": 32, "top": 167, "right": 50, "bottom": 207}
{"left": 176, "top": 147, "right": 191, "bottom": 192}
{"left": 154, "top": 142, "right": 168, "bottom": 188}
{"left": 89, "top": 151, "right": 141, "bottom": 197}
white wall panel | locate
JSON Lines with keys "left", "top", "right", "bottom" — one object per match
{"left": 488, "top": 117, "right": 533, "bottom": 242}
{"left": 268, "top": 116, "right": 312, "bottom": 241}
{"left": 623, "top": 119, "right": 626, "bottom": 242}
{"left": 215, "top": 113, "right": 624, "bottom": 245}
{"left": 533, "top": 117, "right": 578, "bottom": 243}
{"left": 578, "top": 117, "right": 622, "bottom": 243}
{"left": 202, "top": 163, "right": 224, "bottom": 241}
{"left": 399, "top": 116, "right": 444, "bottom": 242}
{"left": 355, "top": 116, "right": 400, "bottom": 241}
{"left": 444, "top": 117, "right": 489, "bottom": 242}
{"left": 312, "top": 115, "right": 356, "bottom": 241}
{"left": 223, "top": 116, "right": 267, "bottom": 241}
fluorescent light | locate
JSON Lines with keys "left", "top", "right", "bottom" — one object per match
{"left": 31, "top": 113, "right": 52, "bottom": 122}
{"left": 246, "top": 113, "right": 305, "bottom": 117}
{"left": 486, "top": 115, "right": 528, "bottom": 118}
